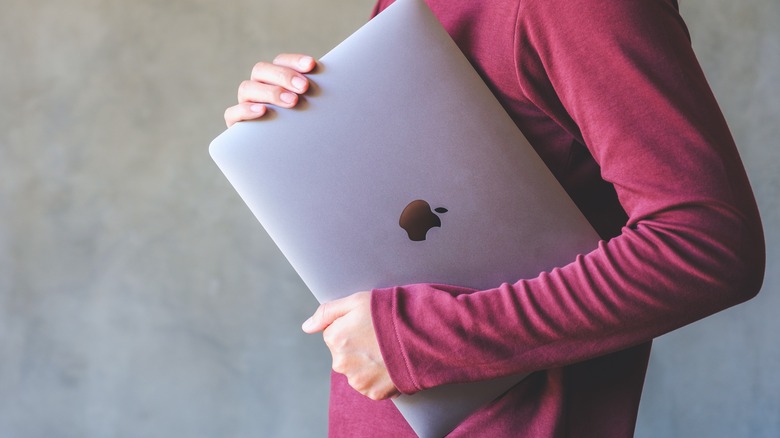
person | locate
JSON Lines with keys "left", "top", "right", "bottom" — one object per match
{"left": 224, "top": 0, "right": 765, "bottom": 436}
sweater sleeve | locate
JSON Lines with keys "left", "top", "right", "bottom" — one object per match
{"left": 371, "top": 0, "right": 765, "bottom": 395}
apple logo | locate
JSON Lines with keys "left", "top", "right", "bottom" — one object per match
{"left": 399, "top": 199, "right": 448, "bottom": 241}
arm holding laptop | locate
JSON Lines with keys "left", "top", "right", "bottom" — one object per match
{"left": 223, "top": 20, "right": 766, "bottom": 401}
{"left": 223, "top": 0, "right": 764, "bottom": 431}
{"left": 361, "top": 0, "right": 765, "bottom": 401}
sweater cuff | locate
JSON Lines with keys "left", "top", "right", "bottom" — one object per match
{"left": 371, "top": 286, "right": 421, "bottom": 395}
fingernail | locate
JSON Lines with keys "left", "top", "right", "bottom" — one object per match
{"left": 291, "top": 76, "right": 307, "bottom": 92}
{"left": 250, "top": 104, "right": 265, "bottom": 113}
{"left": 280, "top": 92, "right": 296, "bottom": 104}
{"left": 302, "top": 317, "right": 314, "bottom": 332}
{"left": 299, "top": 56, "right": 314, "bottom": 69}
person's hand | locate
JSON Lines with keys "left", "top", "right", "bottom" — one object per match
{"left": 223, "top": 53, "right": 317, "bottom": 127}
{"left": 302, "top": 291, "right": 400, "bottom": 401}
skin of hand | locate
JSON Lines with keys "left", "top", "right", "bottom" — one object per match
{"left": 302, "top": 291, "right": 400, "bottom": 401}
{"left": 225, "top": 55, "right": 397, "bottom": 400}
{"left": 224, "top": 53, "right": 317, "bottom": 127}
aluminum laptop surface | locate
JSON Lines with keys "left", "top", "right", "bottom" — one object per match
{"left": 209, "top": 0, "right": 600, "bottom": 436}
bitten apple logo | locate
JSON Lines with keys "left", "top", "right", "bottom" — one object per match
{"left": 399, "top": 199, "right": 448, "bottom": 241}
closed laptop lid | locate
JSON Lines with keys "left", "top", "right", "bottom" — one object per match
{"left": 209, "top": 0, "right": 599, "bottom": 436}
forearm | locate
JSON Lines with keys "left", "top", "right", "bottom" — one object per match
{"left": 373, "top": 203, "right": 763, "bottom": 394}
{"left": 371, "top": 0, "right": 765, "bottom": 395}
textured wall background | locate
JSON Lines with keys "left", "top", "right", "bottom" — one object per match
{"left": 0, "top": 0, "right": 777, "bottom": 437}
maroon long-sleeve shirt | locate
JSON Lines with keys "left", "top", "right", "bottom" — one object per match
{"left": 328, "top": 0, "right": 765, "bottom": 436}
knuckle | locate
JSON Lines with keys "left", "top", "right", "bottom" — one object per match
{"left": 323, "top": 329, "right": 346, "bottom": 351}
{"left": 365, "top": 383, "right": 391, "bottom": 401}
{"left": 223, "top": 107, "right": 234, "bottom": 125}
{"left": 273, "top": 68, "right": 291, "bottom": 87}
{"left": 331, "top": 357, "right": 345, "bottom": 374}
{"left": 347, "top": 374, "right": 367, "bottom": 393}
{"left": 252, "top": 61, "right": 270, "bottom": 75}
{"left": 272, "top": 53, "right": 287, "bottom": 64}
{"left": 237, "top": 80, "right": 253, "bottom": 99}
{"left": 322, "top": 329, "right": 335, "bottom": 347}
{"left": 318, "top": 302, "right": 331, "bottom": 324}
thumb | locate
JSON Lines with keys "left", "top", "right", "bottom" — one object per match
{"left": 301, "top": 299, "right": 351, "bottom": 334}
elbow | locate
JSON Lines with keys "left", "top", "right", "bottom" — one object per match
{"left": 724, "top": 197, "right": 766, "bottom": 305}
{"left": 693, "top": 206, "right": 766, "bottom": 308}
{"left": 728, "top": 219, "right": 765, "bottom": 304}
{"left": 650, "top": 202, "right": 766, "bottom": 313}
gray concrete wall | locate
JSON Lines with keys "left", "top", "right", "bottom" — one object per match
{"left": 0, "top": 0, "right": 776, "bottom": 437}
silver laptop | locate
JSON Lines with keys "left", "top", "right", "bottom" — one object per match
{"left": 209, "top": 0, "right": 600, "bottom": 436}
